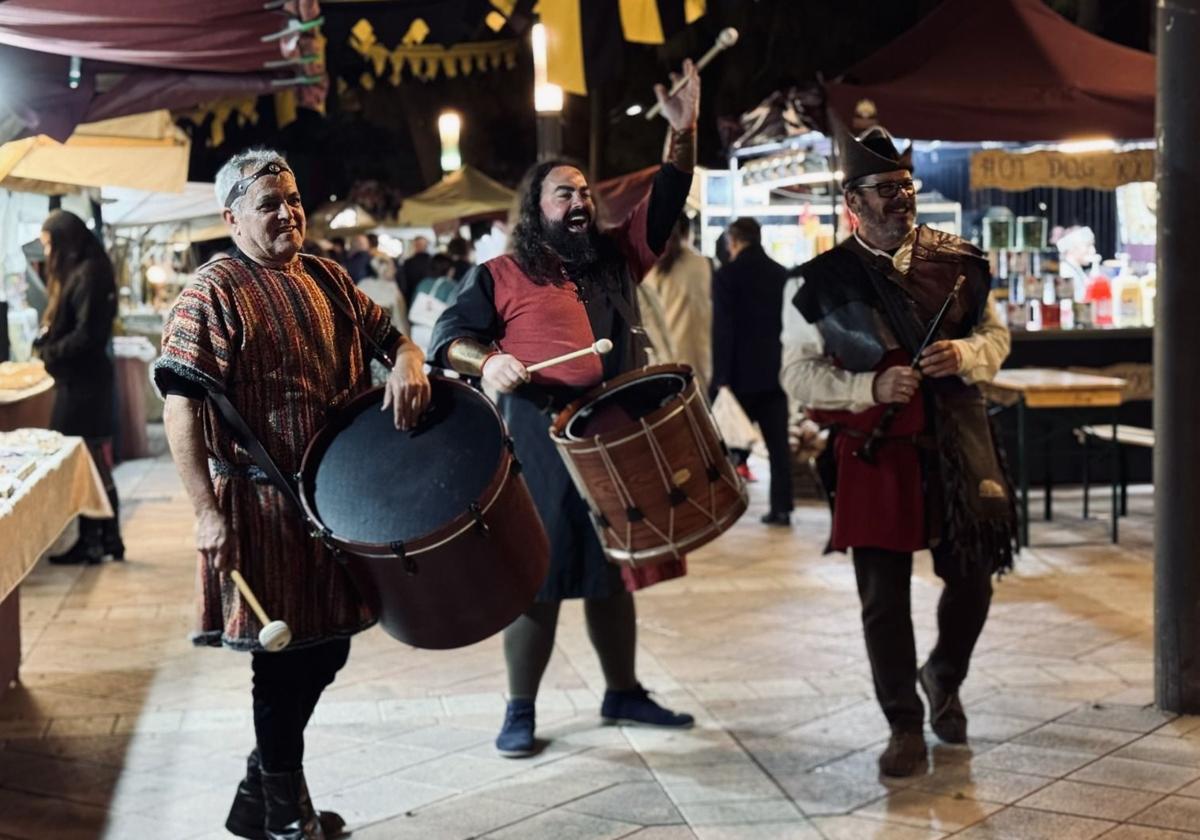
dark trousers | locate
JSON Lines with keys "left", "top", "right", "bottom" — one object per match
{"left": 852, "top": 545, "right": 992, "bottom": 730}
{"left": 251, "top": 638, "right": 350, "bottom": 773}
{"left": 736, "top": 389, "right": 793, "bottom": 514}
{"left": 80, "top": 437, "right": 120, "bottom": 550}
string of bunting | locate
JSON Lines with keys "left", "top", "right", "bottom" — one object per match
{"left": 347, "top": 18, "right": 519, "bottom": 87}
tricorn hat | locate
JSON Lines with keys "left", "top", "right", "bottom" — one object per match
{"left": 839, "top": 126, "right": 913, "bottom": 184}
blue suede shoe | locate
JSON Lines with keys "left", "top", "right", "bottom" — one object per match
{"left": 495, "top": 699, "right": 536, "bottom": 758}
{"left": 600, "top": 685, "right": 695, "bottom": 728}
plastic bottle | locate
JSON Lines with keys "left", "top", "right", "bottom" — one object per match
{"left": 1114, "top": 268, "right": 1143, "bottom": 328}
{"left": 1085, "top": 271, "right": 1113, "bottom": 327}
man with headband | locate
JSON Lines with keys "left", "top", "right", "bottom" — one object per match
{"left": 154, "top": 148, "right": 429, "bottom": 838}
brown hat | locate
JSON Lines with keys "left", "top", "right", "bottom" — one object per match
{"left": 839, "top": 126, "right": 913, "bottom": 185}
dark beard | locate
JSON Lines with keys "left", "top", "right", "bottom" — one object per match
{"left": 544, "top": 218, "right": 599, "bottom": 269}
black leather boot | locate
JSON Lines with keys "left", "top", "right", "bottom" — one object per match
{"left": 100, "top": 486, "right": 124, "bottom": 560}
{"left": 261, "top": 768, "right": 326, "bottom": 840}
{"left": 226, "top": 751, "right": 346, "bottom": 840}
{"left": 48, "top": 519, "right": 105, "bottom": 565}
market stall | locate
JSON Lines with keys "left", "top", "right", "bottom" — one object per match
{"left": 0, "top": 361, "right": 53, "bottom": 432}
{"left": 0, "top": 429, "right": 112, "bottom": 697}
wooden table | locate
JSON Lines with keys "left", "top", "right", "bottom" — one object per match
{"left": 986, "top": 369, "right": 1127, "bottom": 546}
{"left": 0, "top": 438, "right": 111, "bottom": 697}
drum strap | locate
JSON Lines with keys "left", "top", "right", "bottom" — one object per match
{"left": 206, "top": 389, "right": 314, "bottom": 527}
{"left": 302, "top": 255, "right": 396, "bottom": 368}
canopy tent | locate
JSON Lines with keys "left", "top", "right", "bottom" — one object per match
{"left": 307, "top": 200, "right": 380, "bottom": 239}
{"left": 397, "top": 166, "right": 515, "bottom": 227}
{"left": 102, "top": 181, "right": 228, "bottom": 244}
{"left": 0, "top": 111, "right": 190, "bottom": 195}
{"left": 0, "top": 1, "right": 325, "bottom": 144}
{"left": 824, "top": 0, "right": 1155, "bottom": 142}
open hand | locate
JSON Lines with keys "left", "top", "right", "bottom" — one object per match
{"left": 383, "top": 343, "right": 431, "bottom": 430}
{"left": 655, "top": 58, "right": 699, "bottom": 131}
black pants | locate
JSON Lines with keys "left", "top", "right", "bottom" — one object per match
{"left": 852, "top": 546, "right": 992, "bottom": 731}
{"left": 736, "top": 389, "right": 793, "bottom": 514}
{"left": 251, "top": 638, "right": 350, "bottom": 773}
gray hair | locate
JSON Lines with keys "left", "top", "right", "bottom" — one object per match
{"left": 214, "top": 148, "right": 290, "bottom": 211}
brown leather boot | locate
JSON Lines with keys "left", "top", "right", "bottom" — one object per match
{"left": 878, "top": 727, "right": 927, "bottom": 777}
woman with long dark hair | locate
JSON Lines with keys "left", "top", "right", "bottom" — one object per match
{"left": 35, "top": 209, "right": 123, "bottom": 564}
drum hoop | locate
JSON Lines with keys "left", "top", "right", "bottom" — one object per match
{"left": 549, "top": 362, "right": 696, "bottom": 446}
{"left": 550, "top": 363, "right": 693, "bottom": 438}
{"left": 297, "top": 376, "right": 512, "bottom": 557}
{"left": 603, "top": 489, "right": 748, "bottom": 564}
{"left": 552, "top": 384, "right": 706, "bottom": 454}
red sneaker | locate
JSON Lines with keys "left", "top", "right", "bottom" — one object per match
{"left": 735, "top": 463, "right": 757, "bottom": 482}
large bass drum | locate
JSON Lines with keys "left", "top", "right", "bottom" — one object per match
{"left": 298, "top": 376, "right": 548, "bottom": 649}
{"left": 549, "top": 364, "right": 747, "bottom": 566}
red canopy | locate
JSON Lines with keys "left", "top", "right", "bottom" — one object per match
{"left": 0, "top": 1, "right": 324, "bottom": 143}
{"left": 825, "top": 0, "right": 1155, "bottom": 141}
{"left": 0, "top": 1, "right": 297, "bottom": 73}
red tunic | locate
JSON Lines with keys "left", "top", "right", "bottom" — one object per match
{"left": 480, "top": 220, "right": 685, "bottom": 593}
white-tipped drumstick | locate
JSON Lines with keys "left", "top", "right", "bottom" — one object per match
{"left": 526, "top": 339, "right": 614, "bottom": 373}
{"left": 644, "top": 27, "right": 738, "bottom": 121}
{"left": 230, "top": 570, "right": 292, "bottom": 652}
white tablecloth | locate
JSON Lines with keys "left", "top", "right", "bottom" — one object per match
{"left": 0, "top": 437, "right": 112, "bottom": 601}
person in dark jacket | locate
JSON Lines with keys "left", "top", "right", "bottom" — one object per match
{"left": 711, "top": 217, "right": 794, "bottom": 526}
{"left": 34, "top": 210, "right": 123, "bottom": 563}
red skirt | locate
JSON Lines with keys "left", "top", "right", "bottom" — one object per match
{"left": 810, "top": 351, "right": 928, "bottom": 553}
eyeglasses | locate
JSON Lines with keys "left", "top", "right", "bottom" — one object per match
{"left": 223, "top": 161, "right": 293, "bottom": 209}
{"left": 853, "top": 179, "right": 916, "bottom": 199}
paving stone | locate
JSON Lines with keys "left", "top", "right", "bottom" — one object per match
{"left": 1017, "top": 779, "right": 1163, "bottom": 821}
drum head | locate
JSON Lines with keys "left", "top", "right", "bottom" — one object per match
{"left": 563, "top": 370, "right": 689, "bottom": 440}
{"left": 308, "top": 380, "right": 503, "bottom": 546}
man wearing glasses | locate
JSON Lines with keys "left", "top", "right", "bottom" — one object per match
{"left": 780, "top": 127, "right": 1014, "bottom": 777}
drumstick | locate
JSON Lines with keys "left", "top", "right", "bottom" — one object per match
{"left": 526, "top": 339, "right": 614, "bottom": 373}
{"left": 644, "top": 27, "right": 738, "bottom": 121}
{"left": 230, "top": 570, "right": 293, "bottom": 652}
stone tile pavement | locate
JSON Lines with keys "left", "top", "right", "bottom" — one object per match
{"left": 1, "top": 450, "right": 1195, "bottom": 839}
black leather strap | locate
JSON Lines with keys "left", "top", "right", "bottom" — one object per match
{"left": 301, "top": 255, "right": 396, "bottom": 368}
{"left": 207, "top": 389, "right": 310, "bottom": 522}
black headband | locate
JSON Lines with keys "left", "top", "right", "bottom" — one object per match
{"left": 223, "top": 161, "right": 293, "bottom": 209}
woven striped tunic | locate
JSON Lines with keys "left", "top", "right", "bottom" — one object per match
{"left": 155, "top": 253, "right": 400, "bottom": 651}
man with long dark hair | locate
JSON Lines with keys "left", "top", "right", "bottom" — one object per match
{"left": 430, "top": 60, "right": 700, "bottom": 759}
{"left": 34, "top": 210, "right": 123, "bottom": 564}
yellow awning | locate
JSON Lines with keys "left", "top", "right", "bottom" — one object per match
{"left": 397, "top": 165, "right": 515, "bottom": 227}
{"left": 0, "top": 111, "right": 189, "bottom": 195}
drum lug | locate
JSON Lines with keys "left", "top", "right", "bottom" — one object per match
{"left": 469, "top": 502, "right": 491, "bottom": 537}
{"left": 625, "top": 506, "right": 645, "bottom": 523}
{"left": 668, "top": 487, "right": 688, "bottom": 507}
{"left": 706, "top": 465, "right": 722, "bottom": 483}
{"left": 391, "top": 540, "right": 418, "bottom": 575}
{"left": 590, "top": 510, "right": 611, "bottom": 530}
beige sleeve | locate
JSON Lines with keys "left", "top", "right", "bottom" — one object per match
{"left": 953, "top": 291, "right": 1011, "bottom": 385}
{"left": 779, "top": 280, "right": 878, "bottom": 413}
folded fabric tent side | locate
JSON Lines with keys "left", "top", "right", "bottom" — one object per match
{"left": 103, "top": 181, "right": 227, "bottom": 244}
{"left": 823, "top": 0, "right": 1154, "bottom": 141}
{"left": 397, "top": 166, "right": 515, "bottom": 228}
{"left": 0, "top": 111, "right": 190, "bottom": 194}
